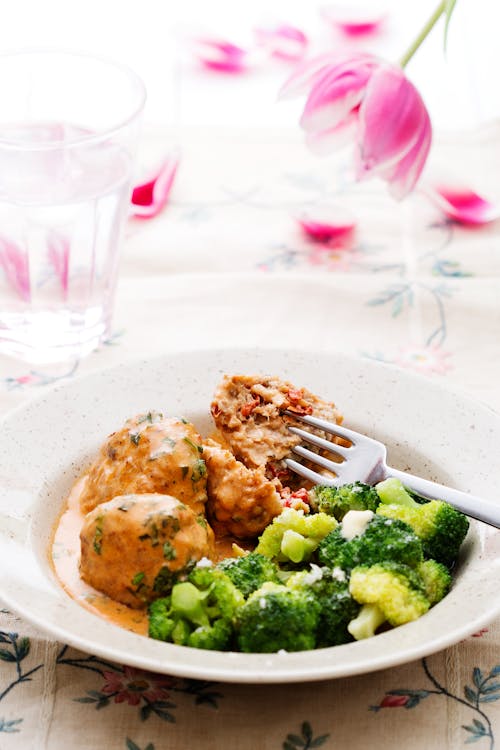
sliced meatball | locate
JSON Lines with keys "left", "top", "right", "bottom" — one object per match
{"left": 203, "top": 442, "right": 283, "bottom": 539}
{"left": 80, "top": 412, "right": 208, "bottom": 516}
{"left": 210, "top": 374, "right": 342, "bottom": 473}
{"left": 80, "top": 493, "right": 213, "bottom": 608}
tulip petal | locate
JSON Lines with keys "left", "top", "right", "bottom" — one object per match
{"left": 131, "top": 153, "right": 180, "bottom": 219}
{"left": 424, "top": 183, "right": 500, "bottom": 225}
{"left": 296, "top": 206, "right": 356, "bottom": 244}
{"left": 320, "top": 5, "right": 386, "bottom": 37}
{"left": 358, "top": 65, "right": 429, "bottom": 178}
{"left": 254, "top": 24, "right": 308, "bottom": 61}
{"left": 192, "top": 37, "right": 247, "bottom": 73}
{"left": 305, "top": 109, "right": 358, "bottom": 155}
{"left": 0, "top": 236, "right": 30, "bottom": 302}
{"left": 300, "top": 57, "right": 377, "bottom": 133}
{"left": 379, "top": 110, "right": 432, "bottom": 199}
{"left": 279, "top": 52, "right": 372, "bottom": 99}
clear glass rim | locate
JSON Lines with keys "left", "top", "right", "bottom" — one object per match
{"left": 0, "top": 48, "right": 147, "bottom": 151}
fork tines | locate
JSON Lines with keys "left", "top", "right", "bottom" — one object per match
{"left": 283, "top": 410, "right": 359, "bottom": 443}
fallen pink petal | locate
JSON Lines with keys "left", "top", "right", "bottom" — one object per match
{"left": 131, "top": 153, "right": 180, "bottom": 219}
{"left": 285, "top": 53, "right": 432, "bottom": 198}
{"left": 47, "top": 232, "right": 70, "bottom": 296}
{"left": 296, "top": 207, "right": 356, "bottom": 245}
{"left": 254, "top": 24, "right": 308, "bottom": 61}
{"left": 320, "top": 5, "right": 385, "bottom": 37}
{"left": 424, "top": 184, "right": 499, "bottom": 225}
{"left": 191, "top": 37, "right": 247, "bottom": 73}
{"left": 0, "top": 236, "right": 30, "bottom": 302}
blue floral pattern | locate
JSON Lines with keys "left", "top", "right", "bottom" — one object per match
{"left": 371, "top": 657, "right": 499, "bottom": 748}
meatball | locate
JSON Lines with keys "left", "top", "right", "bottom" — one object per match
{"left": 203, "top": 442, "right": 283, "bottom": 539}
{"left": 80, "top": 493, "right": 213, "bottom": 608}
{"left": 80, "top": 412, "right": 208, "bottom": 516}
{"left": 210, "top": 374, "right": 343, "bottom": 474}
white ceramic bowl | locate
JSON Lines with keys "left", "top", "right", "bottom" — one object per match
{"left": 0, "top": 348, "right": 499, "bottom": 683}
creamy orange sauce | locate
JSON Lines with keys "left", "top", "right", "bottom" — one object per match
{"left": 51, "top": 479, "right": 252, "bottom": 635}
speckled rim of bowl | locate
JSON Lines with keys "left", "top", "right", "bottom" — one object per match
{"left": 0, "top": 347, "right": 499, "bottom": 684}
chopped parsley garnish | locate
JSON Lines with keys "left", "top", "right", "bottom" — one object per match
{"left": 163, "top": 436, "right": 176, "bottom": 448}
{"left": 118, "top": 503, "right": 131, "bottom": 512}
{"left": 163, "top": 541, "right": 177, "bottom": 560}
{"left": 93, "top": 516, "right": 104, "bottom": 555}
{"left": 149, "top": 522, "right": 159, "bottom": 547}
{"left": 196, "top": 516, "right": 208, "bottom": 529}
{"left": 130, "top": 432, "right": 141, "bottom": 446}
{"left": 132, "top": 572, "right": 145, "bottom": 586}
{"left": 153, "top": 567, "right": 177, "bottom": 595}
{"left": 191, "top": 458, "right": 207, "bottom": 482}
{"left": 183, "top": 436, "right": 202, "bottom": 454}
{"left": 137, "top": 411, "right": 162, "bottom": 425}
{"left": 181, "top": 465, "right": 189, "bottom": 479}
{"left": 160, "top": 515, "right": 180, "bottom": 533}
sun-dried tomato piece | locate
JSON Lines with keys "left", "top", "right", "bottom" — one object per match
{"left": 286, "top": 388, "right": 304, "bottom": 403}
{"left": 240, "top": 397, "right": 260, "bottom": 418}
{"left": 287, "top": 403, "right": 314, "bottom": 416}
{"left": 290, "top": 487, "right": 310, "bottom": 504}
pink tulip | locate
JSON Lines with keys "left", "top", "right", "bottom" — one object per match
{"left": 254, "top": 24, "right": 308, "bottom": 61}
{"left": 281, "top": 54, "right": 432, "bottom": 199}
{"left": 423, "top": 183, "right": 499, "bottom": 225}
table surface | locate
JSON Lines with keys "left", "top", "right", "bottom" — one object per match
{"left": 1, "top": 122, "right": 500, "bottom": 750}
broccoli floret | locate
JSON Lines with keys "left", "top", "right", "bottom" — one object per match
{"left": 309, "top": 482, "right": 379, "bottom": 521}
{"left": 188, "top": 566, "right": 245, "bottom": 621}
{"left": 148, "top": 597, "right": 175, "bottom": 642}
{"left": 217, "top": 552, "right": 280, "bottom": 598}
{"left": 287, "top": 566, "right": 360, "bottom": 647}
{"left": 148, "top": 566, "right": 244, "bottom": 650}
{"left": 316, "top": 512, "right": 423, "bottom": 571}
{"left": 236, "top": 581, "right": 320, "bottom": 653}
{"left": 348, "top": 561, "right": 430, "bottom": 639}
{"left": 376, "top": 477, "right": 469, "bottom": 567}
{"left": 255, "top": 508, "right": 337, "bottom": 565}
{"left": 417, "top": 559, "right": 451, "bottom": 604}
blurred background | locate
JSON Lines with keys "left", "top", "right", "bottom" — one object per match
{"left": 0, "top": 0, "right": 498, "bottom": 133}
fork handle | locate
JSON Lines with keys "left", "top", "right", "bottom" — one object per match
{"left": 386, "top": 467, "right": 500, "bottom": 529}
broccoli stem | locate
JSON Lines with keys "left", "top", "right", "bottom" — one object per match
{"left": 171, "top": 582, "right": 210, "bottom": 627}
{"left": 280, "top": 530, "right": 316, "bottom": 563}
{"left": 347, "top": 603, "right": 386, "bottom": 640}
{"left": 376, "top": 478, "right": 418, "bottom": 508}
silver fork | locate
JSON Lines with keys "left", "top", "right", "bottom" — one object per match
{"left": 284, "top": 412, "right": 500, "bottom": 529}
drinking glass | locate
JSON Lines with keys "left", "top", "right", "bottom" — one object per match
{"left": 0, "top": 51, "right": 146, "bottom": 364}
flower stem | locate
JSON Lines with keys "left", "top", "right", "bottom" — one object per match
{"left": 399, "top": 1, "right": 446, "bottom": 69}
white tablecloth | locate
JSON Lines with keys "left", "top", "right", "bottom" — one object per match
{"left": 1, "top": 124, "right": 499, "bottom": 750}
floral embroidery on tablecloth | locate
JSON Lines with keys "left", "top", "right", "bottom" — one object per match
{"left": 0, "top": 632, "right": 43, "bottom": 734}
{"left": 126, "top": 740, "right": 155, "bottom": 750}
{"left": 370, "top": 657, "right": 500, "bottom": 749}
{"left": 57, "top": 646, "right": 222, "bottom": 723}
{"left": 283, "top": 721, "right": 330, "bottom": 750}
